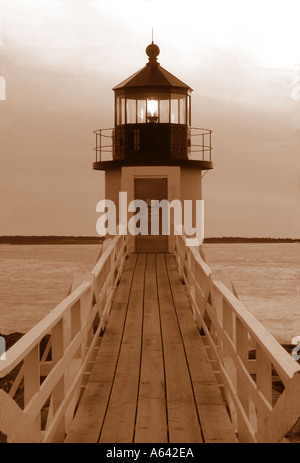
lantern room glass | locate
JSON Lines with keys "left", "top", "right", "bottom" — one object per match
{"left": 126, "top": 99, "right": 136, "bottom": 123}
{"left": 115, "top": 93, "right": 189, "bottom": 125}
{"left": 160, "top": 99, "right": 169, "bottom": 123}
{"left": 171, "top": 94, "right": 186, "bottom": 124}
{"left": 116, "top": 96, "right": 126, "bottom": 125}
{"left": 137, "top": 100, "right": 146, "bottom": 123}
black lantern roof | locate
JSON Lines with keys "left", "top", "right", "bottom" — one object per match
{"left": 113, "top": 42, "right": 192, "bottom": 91}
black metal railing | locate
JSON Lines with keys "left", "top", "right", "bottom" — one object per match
{"left": 93, "top": 128, "right": 114, "bottom": 162}
{"left": 93, "top": 127, "right": 212, "bottom": 163}
{"left": 189, "top": 127, "right": 212, "bottom": 162}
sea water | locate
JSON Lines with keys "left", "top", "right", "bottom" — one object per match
{"left": 203, "top": 243, "right": 299, "bottom": 344}
{"left": 0, "top": 243, "right": 299, "bottom": 344}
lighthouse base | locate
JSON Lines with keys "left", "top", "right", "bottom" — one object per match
{"left": 104, "top": 165, "right": 203, "bottom": 253}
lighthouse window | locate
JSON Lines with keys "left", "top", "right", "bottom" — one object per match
{"left": 160, "top": 99, "right": 169, "bottom": 123}
{"left": 187, "top": 95, "right": 191, "bottom": 126}
{"left": 116, "top": 96, "right": 125, "bottom": 125}
{"left": 126, "top": 99, "right": 137, "bottom": 123}
{"left": 179, "top": 96, "right": 186, "bottom": 124}
{"left": 121, "top": 98, "right": 125, "bottom": 124}
{"left": 137, "top": 100, "right": 146, "bottom": 123}
{"left": 171, "top": 94, "right": 186, "bottom": 124}
{"left": 171, "top": 98, "right": 178, "bottom": 124}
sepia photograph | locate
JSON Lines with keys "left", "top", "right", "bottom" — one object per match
{"left": 0, "top": 0, "right": 299, "bottom": 448}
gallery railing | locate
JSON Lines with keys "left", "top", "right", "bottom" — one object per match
{"left": 93, "top": 127, "right": 212, "bottom": 163}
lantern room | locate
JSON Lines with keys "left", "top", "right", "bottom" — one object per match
{"left": 112, "top": 42, "right": 192, "bottom": 162}
{"left": 93, "top": 42, "right": 212, "bottom": 171}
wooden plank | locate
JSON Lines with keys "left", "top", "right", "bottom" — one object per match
{"left": 99, "top": 254, "right": 146, "bottom": 443}
{"left": 64, "top": 254, "right": 137, "bottom": 443}
{"left": 135, "top": 398, "right": 167, "bottom": 443}
{"left": 156, "top": 255, "right": 182, "bottom": 346}
{"left": 135, "top": 254, "right": 167, "bottom": 443}
{"left": 66, "top": 252, "right": 239, "bottom": 444}
{"left": 165, "top": 254, "right": 238, "bottom": 443}
{"left": 197, "top": 404, "right": 239, "bottom": 443}
{"left": 156, "top": 254, "right": 203, "bottom": 443}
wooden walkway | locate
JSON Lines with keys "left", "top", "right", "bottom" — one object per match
{"left": 65, "top": 253, "right": 238, "bottom": 443}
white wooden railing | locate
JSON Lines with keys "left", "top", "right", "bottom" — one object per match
{"left": 0, "top": 233, "right": 129, "bottom": 443}
{"left": 1, "top": 230, "right": 299, "bottom": 443}
{"left": 174, "top": 230, "right": 300, "bottom": 443}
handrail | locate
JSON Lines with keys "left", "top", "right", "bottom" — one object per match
{"left": 0, "top": 282, "right": 91, "bottom": 377}
{"left": 93, "top": 126, "right": 212, "bottom": 162}
{"left": 173, "top": 230, "right": 300, "bottom": 443}
{"left": 0, "top": 233, "right": 129, "bottom": 443}
{"left": 2, "top": 231, "right": 298, "bottom": 442}
{"left": 213, "top": 281, "right": 299, "bottom": 387}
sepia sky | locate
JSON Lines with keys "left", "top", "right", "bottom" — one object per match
{"left": 0, "top": 0, "right": 299, "bottom": 238}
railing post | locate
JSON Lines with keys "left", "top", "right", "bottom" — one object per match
{"left": 256, "top": 343, "right": 272, "bottom": 431}
{"left": 24, "top": 345, "right": 40, "bottom": 428}
{"left": 96, "top": 131, "right": 99, "bottom": 162}
{"left": 222, "top": 300, "right": 237, "bottom": 431}
{"left": 51, "top": 318, "right": 65, "bottom": 442}
{"left": 223, "top": 300, "right": 233, "bottom": 343}
{"left": 109, "top": 245, "right": 116, "bottom": 291}
{"left": 99, "top": 130, "right": 102, "bottom": 162}
{"left": 236, "top": 318, "right": 250, "bottom": 441}
{"left": 71, "top": 300, "right": 81, "bottom": 341}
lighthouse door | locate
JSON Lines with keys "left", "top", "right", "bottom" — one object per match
{"left": 134, "top": 178, "right": 168, "bottom": 252}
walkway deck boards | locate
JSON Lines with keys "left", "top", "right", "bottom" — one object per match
{"left": 65, "top": 253, "right": 238, "bottom": 443}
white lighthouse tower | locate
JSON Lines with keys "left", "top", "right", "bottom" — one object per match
{"left": 93, "top": 42, "right": 213, "bottom": 252}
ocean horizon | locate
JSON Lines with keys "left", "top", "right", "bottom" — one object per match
{"left": 0, "top": 242, "right": 299, "bottom": 345}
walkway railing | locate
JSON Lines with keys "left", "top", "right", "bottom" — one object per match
{"left": 93, "top": 127, "right": 212, "bottom": 162}
{"left": 174, "top": 230, "right": 300, "bottom": 443}
{"left": 1, "top": 232, "right": 299, "bottom": 443}
{"left": 0, "top": 233, "right": 129, "bottom": 443}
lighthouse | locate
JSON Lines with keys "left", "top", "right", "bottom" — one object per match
{"left": 93, "top": 42, "right": 213, "bottom": 252}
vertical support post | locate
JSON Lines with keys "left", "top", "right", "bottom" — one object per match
{"left": 99, "top": 130, "right": 102, "bottom": 162}
{"left": 211, "top": 287, "right": 225, "bottom": 400}
{"left": 107, "top": 247, "right": 116, "bottom": 319}
{"left": 223, "top": 300, "right": 233, "bottom": 343}
{"left": 51, "top": 318, "right": 65, "bottom": 442}
{"left": 71, "top": 300, "right": 81, "bottom": 341}
{"left": 24, "top": 344, "right": 40, "bottom": 428}
{"left": 256, "top": 343, "right": 272, "bottom": 430}
{"left": 236, "top": 318, "right": 250, "bottom": 441}
{"left": 222, "top": 300, "right": 237, "bottom": 430}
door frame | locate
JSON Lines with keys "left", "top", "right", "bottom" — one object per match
{"left": 121, "top": 166, "right": 181, "bottom": 253}
{"left": 134, "top": 177, "right": 168, "bottom": 253}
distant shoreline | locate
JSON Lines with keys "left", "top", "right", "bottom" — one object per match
{"left": 204, "top": 237, "right": 300, "bottom": 243}
{"left": 0, "top": 236, "right": 105, "bottom": 245}
{"left": 0, "top": 236, "right": 299, "bottom": 245}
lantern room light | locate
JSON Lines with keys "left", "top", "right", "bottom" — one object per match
{"left": 147, "top": 99, "right": 158, "bottom": 122}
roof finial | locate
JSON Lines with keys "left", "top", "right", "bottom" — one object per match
{"left": 152, "top": 27, "right": 154, "bottom": 43}
{"left": 146, "top": 41, "right": 160, "bottom": 66}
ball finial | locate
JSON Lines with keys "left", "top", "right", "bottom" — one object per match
{"left": 146, "top": 42, "right": 160, "bottom": 65}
